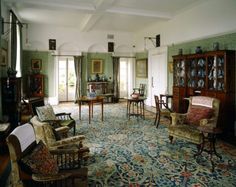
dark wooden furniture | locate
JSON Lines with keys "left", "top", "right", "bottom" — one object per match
{"left": 28, "top": 74, "right": 44, "bottom": 97}
{"left": 125, "top": 96, "right": 146, "bottom": 119}
{"left": 1, "top": 77, "right": 22, "bottom": 130}
{"left": 172, "top": 50, "right": 235, "bottom": 139}
{"left": 196, "top": 126, "right": 223, "bottom": 172}
{"left": 78, "top": 96, "right": 104, "bottom": 124}
{"left": 154, "top": 95, "right": 172, "bottom": 128}
{"left": 160, "top": 94, "right": 173, "bottom": 110}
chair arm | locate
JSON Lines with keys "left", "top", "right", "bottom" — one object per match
{"left": 55, "top": 126, "right": 70, "bottom": 133}
{"left": 170, "top": 113, "right": 187, "bottom": 126}
{"left": 44, "top": 119, "right": 62, "bottom": 128}
{"left": 199, "top": 118, "right": 217, "bottom": 129}
{"left": 32, "top": 173, "right": 71, "bottom": 182}
{"left": 50, "top": 135, "right": 86, "bottom": 149}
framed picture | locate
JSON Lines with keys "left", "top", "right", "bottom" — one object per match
{"left": 168, "top": 62, "right": 173, "bottom": 73}
{"left": 31, "top": 59, "right": 42, "bottom": 70}
{"left": 91, "top": 59, "right": 103, "bottom": 74}
{"left": 136, "top": 59, "right": 148, "bottom": 78}
{"left": 1, "top": 48, "right": 7, "bottom": 66}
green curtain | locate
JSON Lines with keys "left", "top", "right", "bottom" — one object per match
{"left": 74, "top": 56, "right": 83, "bottom": 103}
{"left": 113, "top": 57, "right": 120, "bottom": 103}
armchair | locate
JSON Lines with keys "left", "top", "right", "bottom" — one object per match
{"left": 31, "top": 100, "right": 76, "bottom": 135}
{"left": 7, "top": 123, "right": 88, "bottom": 187}
{"left": 30, "top": 116, "right": 89, "bottom": 157}
{"left": 168, "top": 96, "right": 220, "bottom": 151}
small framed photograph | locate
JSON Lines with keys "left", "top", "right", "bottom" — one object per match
{"left": 31, "top": 59, "right": 42, "bottom": 70}
{"left": 1, "top": 48, "right": 7, "bottom": 66}
{"left": 136, "top": 59, "right": 148, "bottom": 78}
{"left": 91, "top": 59, "right": 103, "bottom": 74}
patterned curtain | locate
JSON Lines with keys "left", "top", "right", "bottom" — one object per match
{"left": 74, "top": 56, "right": 83, "bottom": 103}
{"left": 113, "top": 57, "right": 120, "bottom": 103}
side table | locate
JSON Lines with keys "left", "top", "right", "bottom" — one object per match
{"left": 196, "top": 126, "right": 222, "bottom": 172}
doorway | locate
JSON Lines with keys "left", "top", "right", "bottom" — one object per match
{"left": 147, "top": 47, "right": 168, "bottom": 107}
{"left": 119, "top": 57, "right": 135, "bottom": 98}
{"left": 58, "top": 57, "right": 76, "bottom": 102}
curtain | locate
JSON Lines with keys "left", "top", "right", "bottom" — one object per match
{"left": 10, "top": 11, "right": 17, "bottom": 70}
{"left": 113, "top": 57, "right": 120, "bottom": 103}
{"left": 74, "top": 56, "right": 83, "bottom": 103}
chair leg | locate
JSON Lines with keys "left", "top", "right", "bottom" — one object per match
{"left": 155, "top": 112, "right": 161, "bottom": 128}
{"left": 169, "top": 136, "right": 173, "bottom": 143}
{"left": 73, "top": 124, "right": 76, "bottom": 135}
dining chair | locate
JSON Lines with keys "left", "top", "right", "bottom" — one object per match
{"left": 154, "top": 95, "right": 172, "bottom": 128}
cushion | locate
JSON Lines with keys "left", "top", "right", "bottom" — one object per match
{"left": 36, "top": 104, "right": 57, "bottom": 122}
{"left": 186, "top": 106, "right": 214, "bottom": 126}
{"left": 20, "top": 141, "right": 58, "bottom": 175}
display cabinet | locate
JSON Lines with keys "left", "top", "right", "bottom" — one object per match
{"left": 28, "top": 74, "right": 44, "bottom": 97}
{"left": 172, "top": 50, "right": 235, "bottom": 137}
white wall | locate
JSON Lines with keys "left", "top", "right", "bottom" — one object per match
{"left": 24, "top": 24, "right": 135, "bottom": 54}
{"left": 134, "top": 0, "right": 236, "bottom": 51}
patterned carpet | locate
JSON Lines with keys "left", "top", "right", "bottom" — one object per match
{"left": 53, "top": 102, "right": 236, "bottom": 187}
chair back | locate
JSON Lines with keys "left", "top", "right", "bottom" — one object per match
{"left": 188, "top": 96, "right": 220, "bottom": 127}
{"left": 7, "top": 123, "right": 37, "bottom": 187}
{"left": 30, "top": 116, "right": 57, "bottom": 147}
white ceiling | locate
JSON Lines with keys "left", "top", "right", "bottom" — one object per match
{"left": 3, "top": 0, "right": 206, "bottom": 32}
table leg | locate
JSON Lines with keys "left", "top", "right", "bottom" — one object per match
{"left": 142, "top": 101, "right": 145, "bottom": 119}
{"left": 88, "top": 102, "right": 91, "bottom": 124}
{"left": 128, "top": 101, "right": 131, "bottom": 120}
{"left": 101, "top": 100, "right": 104, "bottom": 121}
{"left": 79, "top": 101, "right": 81, "bottom": 120}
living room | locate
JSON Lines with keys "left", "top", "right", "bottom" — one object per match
{"left": 0, "top": 0, "right": 236, "bottom": 186}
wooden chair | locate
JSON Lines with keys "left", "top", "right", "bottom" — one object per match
{"left": 7, "top": 123, "right": 88, "bottom": 187}
{"left": 154, "top": 95, "right": 172, "bottom": 128}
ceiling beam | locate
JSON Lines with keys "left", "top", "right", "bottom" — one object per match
{"left": 80, "top": 0, "right": 115, "bottom": 32}
{"left": 107, "top": 6, "right": 172, "bottom": 19}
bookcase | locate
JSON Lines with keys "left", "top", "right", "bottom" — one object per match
{"left": 172, "top": 50, "right": 235, "bottom": 137}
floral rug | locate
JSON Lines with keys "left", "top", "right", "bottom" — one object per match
{"left": 53, "top": 102, "right": 236, "bottom": 187}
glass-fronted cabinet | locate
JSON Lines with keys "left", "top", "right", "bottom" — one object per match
{"left": 172, "top": 50, "right": 235, "bottom": 140}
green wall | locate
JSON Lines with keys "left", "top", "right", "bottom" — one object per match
{"left": 20, "top": 32, "right": 236, "bottom": 103}
{"left": 22, "top": 50, "right": 54, "bottom": 97}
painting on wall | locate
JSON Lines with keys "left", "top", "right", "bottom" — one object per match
{"left": 1, "top": 48, "right": 7, "bottom": 66}
{"left": 31, "top": 59, "right": 42, "bottom": 71}
{"left": 92, "top": 59, "right": 103, "bottom": 74}
{"left": 136, "top": 59, "right": 148, "bottom": 78}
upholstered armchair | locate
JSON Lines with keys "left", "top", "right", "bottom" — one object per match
{"left": 30, "top": 116, "right": 89, "bottom": 157}
{"left": 7, "top": 123, "right": 88, "bottom": 187}
{"left": 168, "top": 96, "right": 220, "bottom": 147}
{"left": 32, "top": 102, "right": 76, "bottom": 136}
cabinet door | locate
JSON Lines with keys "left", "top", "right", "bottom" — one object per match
{"left": 173, "top": 58, "right": 186, "bottom": 87}
{"left": 187, "top": 57, "right": 206, "bottom": 90}
{"left": 207, "top": 54, "right": 225, "bottom": 91}
{"left": 29, "top": 74, "right": 44, "bottom": 97}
